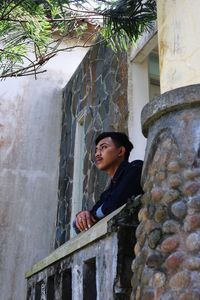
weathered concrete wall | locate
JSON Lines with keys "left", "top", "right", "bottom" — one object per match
{"left": 131, "top": 85, "right": 200, "bottom": 300}
{"left": 128, "top": 58, "right": 149, "bottom": 161}
{"left": 28, "top": 234, "right": 118, "bottom": 300}
{"left": 55, "top": 43, "right": 128, "bottom": 247}
{"left": 26, "top": 197, "right": 140, "bottom": 300}
{"left": 127, "top": 25, "right": 158, "bottom": 161}
{"left": 0, "top": 46, "right": 89, "bottom": 300}
{"left": 157, "top": 0, "right": 200, "bottom": 93}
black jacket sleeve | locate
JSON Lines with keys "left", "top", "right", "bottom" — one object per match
{"left": 91, "top": 160, "right": 143, "bottom": 218}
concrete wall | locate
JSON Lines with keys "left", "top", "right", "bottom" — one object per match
{"left": 157, "top": 0, "right": 200, "bottom": 93}
{"left": 128, "top": 58, "right": 149, "bottom": 161}
{"left": 27, "top": 232, "right": 119, "bottom": 300}
{"left": 26, "top": 199, "right": 140, "bottom": 300}
{"left": 0, "top": 45, "right": 88, "bottom": 300}
{"left": 127, "top": 27, "right": 158, "bottom": 161}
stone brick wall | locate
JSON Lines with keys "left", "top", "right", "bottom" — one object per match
{"left": 55, "top": 43, "right": 128, "bottom": 247}
{"left": 131, "top": 85, "right": 200, "bottom": 300}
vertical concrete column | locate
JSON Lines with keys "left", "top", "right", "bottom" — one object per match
{"left": 157, "top": 0, "right": 200, "bottom": 93}
{"left": 131, "top": 1, "right": 200, "bottom": 299}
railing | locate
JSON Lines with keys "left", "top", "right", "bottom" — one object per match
{"left": 26, "top": 197, "right": 140, "bottom": 300}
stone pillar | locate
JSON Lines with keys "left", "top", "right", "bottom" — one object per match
{"left": 131, "top": 86, "right": 200, "bottom": 300}
{"left": 131, "top": 1, "right": 200, "bottom": 299}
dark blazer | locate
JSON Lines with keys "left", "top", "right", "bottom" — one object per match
{"left": 90, "top": 160, "right": 143, "bottom": 219}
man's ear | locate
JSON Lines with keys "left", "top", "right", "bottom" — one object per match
{"left": 118, "top": 146, "right": 126, "bottom": 158}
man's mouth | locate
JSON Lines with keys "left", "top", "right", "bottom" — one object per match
{"left": 96, "top": 158, "right": 103, "bottom": 164}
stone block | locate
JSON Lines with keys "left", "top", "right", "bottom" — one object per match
{"left": 165, "top": 251, "right": 185, "bottom": 270}
{"left": 183, "top": 182, "right": 200, "bottom": 196}
{"left": 169, "top": 271, "right": 191, "bottom": 290}
{"left": 171, "top": 201, "right": 187, "bottom": 219}
{"left": 186, "top": 232, "right": 200, "bottom": 251}
{"left": 146, "top": 251, "right": 164, "bottom": 268}
{"left": 148, "top": 229, "right": 162, "bottom": 249}
{"left": 161, "top": 236, "right": 179, "bottom": 252}
{"left": 184, "top": 257, "right": 200, "bottom": 271}
{"left": 152, "top": 271, "right": 166, "bottom": 288}
{"left": 179, "top": 290, "right": 200, "bottom": 300}
{"left": 154, "top": 205, "right": 168, "bottom": 223}
{"left": 162, "top": 220, "right": 181, "bottom": 234}
{"left": 184, "top": 214, "right": 200, "bottom": 232}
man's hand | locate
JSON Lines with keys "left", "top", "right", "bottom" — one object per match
{"left": 75, "top": 211, "right": 97, "bottom": 232}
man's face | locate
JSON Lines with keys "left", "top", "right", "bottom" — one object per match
{"left": 95, "top": 137, "right": 124, "bottom": 171}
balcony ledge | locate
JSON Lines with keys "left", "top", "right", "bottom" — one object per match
{"left": 25, "top": 204, "right": 125, "bottom": 279}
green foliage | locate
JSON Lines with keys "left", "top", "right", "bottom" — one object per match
{"left": 0, "top": 0, "right": 53, "bottom": 76}
{"left": 0, "top": 0, "right": 157, "bottom": 78}
{"left": 101, "top": 0, "right": 156, "bottom": 51}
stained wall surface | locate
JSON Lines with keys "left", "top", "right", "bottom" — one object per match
{"left": 0, "top": 46, "right": 88, "bottom": 300}
{"left": 157, "top": 0, "right": 200, "bottom": 93}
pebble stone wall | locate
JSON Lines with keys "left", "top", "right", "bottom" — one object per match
{"left": 55, "top": 43, "right": 128, "bottom": 247}
{"left": 131, "top": 85, "right": 200, "bottom": 300}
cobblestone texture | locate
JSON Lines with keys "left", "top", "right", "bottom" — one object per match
{"left": 131, "top": 85, "right": 200, "bottom": 300}
{"left": 55, "top": 43, "right": 128, "bottom": 247}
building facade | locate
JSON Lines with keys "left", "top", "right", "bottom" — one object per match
{"left": 27, "top": 1, "right": 200, "bottom": 298}
{"left": 2, "top": 1, "right": 200, "bottom": 299}
{"left": 25, "top": 26, "right": 160, "bottom": 300}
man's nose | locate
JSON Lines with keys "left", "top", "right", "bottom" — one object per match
{"left": 95, "top": 149, "right": 101, "bottom": 157}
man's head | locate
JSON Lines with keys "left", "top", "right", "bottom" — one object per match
{"left": 95, "top": 132, "right": 133, "bottom": 174}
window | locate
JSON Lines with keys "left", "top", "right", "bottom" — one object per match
{"left": 83, "top": 258, "right": 97, "bottom": 300}
{"left": 62, "top": 269, "right": 72, "bottom": 300}
{"left": 35, "top": 281, "right": 46, "bottom": 300}
{"left": 148, "top": 50, "right": 160, "bottom": 101}
{"left": 70, "top": 110, "right": 85, "bottom": 238}
{"left": 128, "top": 28, "right": 160, "bottom": 160}
{"left": 47, "top": 276, "right": 54, "bottom": 300}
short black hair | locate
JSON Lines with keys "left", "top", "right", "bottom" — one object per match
{"left": 95, "top": 132, "right": 133, "bottom": 161}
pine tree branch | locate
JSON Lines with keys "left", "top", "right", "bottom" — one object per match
{"left": 0, "top": 0, "right": 157, "bottom": 79}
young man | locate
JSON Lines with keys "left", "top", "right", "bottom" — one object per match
{"left": 74, "top": 132, "right": 143, "bottom": 232}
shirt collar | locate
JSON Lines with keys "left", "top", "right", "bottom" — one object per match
{"left": 112, "top": 160, "right": 129, "bottom": 183}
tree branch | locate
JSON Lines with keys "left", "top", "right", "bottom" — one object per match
{"left": 1, "top": 0, "right": 25, "bottom": 19}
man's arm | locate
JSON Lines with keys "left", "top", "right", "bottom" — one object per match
{"left": 74, "top": 210, "right": 97, "bottom": 232}
{"left": 90, "top": 160, "right": 143, "bottom": 219}
{"left": 73, "top": 161, "right": 143, "bottom": 232}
